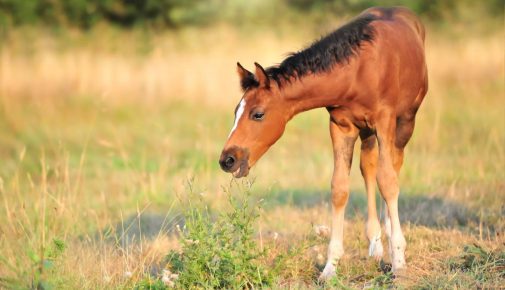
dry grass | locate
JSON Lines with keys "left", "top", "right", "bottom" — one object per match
{"left": 1, "top": 24, "right": 502, "bottom": 105}
{"left": 0, "top": 22, "right": 504, "bottom": 288}
{"left": 0, "top": 25, "right": 308, "bottom": 106}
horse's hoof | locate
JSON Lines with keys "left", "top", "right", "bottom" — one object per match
{"left": 392, "top": 267, "right": 411, "bottom": 284}
{"left": 392, "top": 257, "right": 407, "bottom": 274}
{"left": 391, "top": 245, "right": 406, "bottom": 273}
{"left": 319, "top": 262, "right": 336, "bottom": 281}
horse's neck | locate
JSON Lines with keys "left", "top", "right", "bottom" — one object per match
{"left": 282, "top": 67, "right": 354, "bottom": 116}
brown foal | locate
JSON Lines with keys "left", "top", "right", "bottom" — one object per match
{"left": 219, "top": 6, "right": 428, "bottom": 280}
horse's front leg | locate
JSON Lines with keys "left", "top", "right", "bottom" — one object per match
{"left": 320, "top": 116, "right": 359, "bottom": 280}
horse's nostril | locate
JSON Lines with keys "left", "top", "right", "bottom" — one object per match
{"left": 225, "top": 156, "right": 235, "bottom": 169}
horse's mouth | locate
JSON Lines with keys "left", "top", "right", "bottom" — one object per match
{"left": 232, "top": 162, "right": 249, "bottom": 178}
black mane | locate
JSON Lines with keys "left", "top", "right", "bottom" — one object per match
{"left": 265, "top": 14, "right": 377, "bottom": 84}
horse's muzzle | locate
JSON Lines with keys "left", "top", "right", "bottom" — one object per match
{"left": 219, "top": 146, "right": 249, "bottom": 178}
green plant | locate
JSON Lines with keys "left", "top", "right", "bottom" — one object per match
{"left": 162, "top": 185, "right": 273, "bottom": 289}
{"left": 449, "top": 244, "right": 505, "bottom": 282}
{"left": 27, "top": 238, "right": 66, "bottom": 289}
{"left": 0, "top": 0, "right": 501, "bottom": 30}
{"left": 327, "top": 267, "right": 353, "bottom": 290}
{"left": 135, "top": 277, "right": 168, "bottom": 290}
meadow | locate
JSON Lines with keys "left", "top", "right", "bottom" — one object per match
{"left": 0, "top": 19, "right": 504, "bottom": 288}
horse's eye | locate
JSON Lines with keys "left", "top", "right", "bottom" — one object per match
{"left": 252, "top": 112, "right": 265, "bottom": 121}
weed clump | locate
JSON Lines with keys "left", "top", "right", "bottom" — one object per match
{"left": 449, "top": 244, "right": 505, "bottom": 281}
{"left": 170, "top": 193, "right": 271, "bottom": 288}
{"left": 137, "top": 185, "right": 270, "bottom": 289}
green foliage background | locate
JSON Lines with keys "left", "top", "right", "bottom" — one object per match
{"left": 0, "top": 0, "right": 502, "bottom": 29}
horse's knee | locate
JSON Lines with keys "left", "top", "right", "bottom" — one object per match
{"left": 331, "top": 178, "right": 349, "bottom": 208}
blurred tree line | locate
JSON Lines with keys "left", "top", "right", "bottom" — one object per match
{"left": 0, "top": 0, "right": 502, "bottom": 29}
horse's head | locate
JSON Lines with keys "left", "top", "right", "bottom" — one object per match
{"left": 219, "top": 62, "right": 290, "bottom": 178}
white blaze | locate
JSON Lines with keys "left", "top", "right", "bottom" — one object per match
{"left": 228, "top": 98, "right": 246, "bottom": 138}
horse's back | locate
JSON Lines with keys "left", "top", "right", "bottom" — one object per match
{"left": 362, "top": 6, "right": 425, "bottom": 42}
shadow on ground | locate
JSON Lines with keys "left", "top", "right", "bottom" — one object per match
{"left": 100, "top": 189, "right": 491, "bottom": 246}
{"left": 98, "top": 212, "right": 184, "bottom": 248}
{"left": 264, "top": 189, "right": 481, "bottom": 228}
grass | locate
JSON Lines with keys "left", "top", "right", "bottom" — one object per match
{"left": 0, "top": 22, "right": 504, "bottom": 288}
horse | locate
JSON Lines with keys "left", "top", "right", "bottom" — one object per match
{"left": 218, "top": 6, "right": 428, "bottom": 280}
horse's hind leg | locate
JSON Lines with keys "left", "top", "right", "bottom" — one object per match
{"left": 385, "top": 115, "right": 416, "bottom": 267}
{"left": 375, "top": 112, "right": 409, "bottom": 273}
{"left": 359, "top": 129, "right": 384, "bottom": 260}
{"left": 320, "top": 115, "right": 359, "bottom": 280}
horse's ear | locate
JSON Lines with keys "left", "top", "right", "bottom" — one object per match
{"left": 254, "top": 62, "right": 270, "bottom": 88}
{"left": 237, "top": 62, "right": 257, "bottom": 91}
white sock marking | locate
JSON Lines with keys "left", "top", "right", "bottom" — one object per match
{"left": 368, "top": 230, "right": 382, "bottom": 257}
{"left": 228, "top": 98, "right": 246, "bottom": 138}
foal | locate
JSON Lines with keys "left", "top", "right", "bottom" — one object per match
{"left": 219, "top": 7, "right": 427, "bottom": 280}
